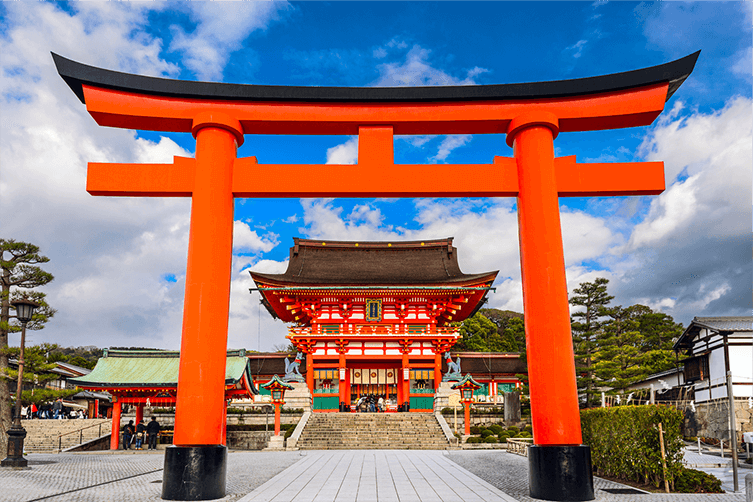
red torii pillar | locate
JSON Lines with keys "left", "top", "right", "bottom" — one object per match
{"left": 54, "top": 51, "right": 698, "bottom": 501}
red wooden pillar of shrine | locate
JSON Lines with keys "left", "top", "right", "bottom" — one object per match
{"left": 509, "top": 113, "right": 592, "bottom": 499}
{"left": 164, "top": 115, "right": 242, "bottom": 500}
{"left": 338, "top": 351, "right": 347, "bottom": 411}
{"left": 399, "top": 341, "right": 411, "bottom": 412}
{"left": 110, "top": 400, "right": 121, "bottom": 450}
{"left": 134, "top": 404, "right": 144, "bottom": 426}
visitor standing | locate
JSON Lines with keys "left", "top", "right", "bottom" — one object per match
{"left": 123, "top": 420, "right": 134, "bottom": 450}
{"left": 135, "top": 420, "right": 147, "bottom": 449}
{"left": 146, "top": 416, "right": 160, "bottom": 450}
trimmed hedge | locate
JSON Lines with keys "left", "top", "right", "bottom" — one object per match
{"left": 674, "top": 468, "right": 723, "bottom": 493}
{"left": 581, "top": 406, "right": 684, "bottom": 489}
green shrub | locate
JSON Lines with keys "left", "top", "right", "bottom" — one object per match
{"left": 523, "top": 425, "right": 533, "bottom": 433}
{"left": 480, "top": 429, "right": 494, "bottom": 438}
{"left": 581, "top": 405, "right": 684, "bottom": 489}
{"left": 466, "top": 436, "right": 482, "bottom": 444}
{"left": 226, "top": 424, "right": 296, "bottom": 432}
{"left": 469, "top": 426, "right": 482, "bottom": 435}
{"left": 489, "top": 425, "right": 503, "bottom": 435}
{"left": 673, "top": 467, "right": 723, "bottom": 493}
{"left": 506, "top": 426, "right": 520, "bottom": 434}
{"left": 483, "top": 436, "right": 498, "bottom": 443}
{"left": 497, "top": 432, "right": 510, "bottom": 440}
{"left": 284, "top": 426, "right": 295, "bottom": 440}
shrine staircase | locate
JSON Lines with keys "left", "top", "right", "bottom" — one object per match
{"left": 295, "top": 412, "right": 452, "bottom": 450}
{"left": 22, "top": 419, "right": 112, "bottom": 453}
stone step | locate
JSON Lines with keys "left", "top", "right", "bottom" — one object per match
{"left": 297, "top": 412, "right": 450, "bottom": 451}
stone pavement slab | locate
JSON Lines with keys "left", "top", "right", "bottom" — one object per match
{"left": 238, "top": 451, "right": 518, "bottom": 502}
{"left": 0, "top": 449, "right": 749, "bottom": 502}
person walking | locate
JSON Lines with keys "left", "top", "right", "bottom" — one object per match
{"left": 146, "top": 416, "right": 160, "bottom": 450}
{"left": 122, "top": 420, "right": 134, "bottom": 450}
{"left": 52, "top": 398, "right": 63, "bottom": 419}
{"left": 30, "top": 403, "right": 37, "bottom": 419}
{"left": 135, "top": 420, "right": 147, "bottom": 449}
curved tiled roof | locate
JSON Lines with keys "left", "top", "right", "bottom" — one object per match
{"left": 69, "top": 349, "right": 257, "bottom": 393}
{"left": 251, "top": 237, "right": 498, "bottom": 287}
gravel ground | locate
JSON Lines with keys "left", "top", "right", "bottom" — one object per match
{"left": 445, "top": 450, "right": 748, "bottom": 502}
{"left": 0, "top": 450, "right": 303, "bottom": 502}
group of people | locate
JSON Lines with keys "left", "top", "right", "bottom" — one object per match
{"left": 122, "top": 416, "right": 161, "bottom": 450}
{"left": 21, "top": 398, "right": 88, "bottom": 419}
{"left": 355, "top": 394, "right": 388, "bottom": 412}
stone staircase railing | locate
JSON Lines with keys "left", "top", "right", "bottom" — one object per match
{"left": 22, "top": 419, "right": 112, "bottom": 453}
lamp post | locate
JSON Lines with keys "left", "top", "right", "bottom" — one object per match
{"left": 2, "top": 297, "right": 39, "bottom": 468}
{"left": 451, "top": 374, "right": 481, "bottom": 436}
{"left": 260, "top": 375, "right": 294, "bottom": 437}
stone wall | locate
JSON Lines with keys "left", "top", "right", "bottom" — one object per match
{"left": 226, "top": 431, "right": 273, "bottom": 450}
{"left": 682, "top": 397, "right": 753, "bottom": 442}
{"left": 122, "top": 412, "right": 303, "bottom": 426}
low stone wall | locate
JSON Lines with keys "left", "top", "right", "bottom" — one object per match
{"left": 440, "top": 412, "right": 526, "bottom": 429}
{"left": 65, "top": 434, "right": 111, "bottom": 452}
{"left": 121, "top": 412, "right": 303, "bottom": 427}
{"left": 682, "top": 398, "right": 753, "bottom": 442}
{"left": 227, "top": 431, "right": 273, "bottom": 450}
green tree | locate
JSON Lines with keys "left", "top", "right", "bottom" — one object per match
{"left": 570, "top": 278, "right": 613, "bottom": 408}
{"left": 637, "top": 311, "right": 684, "bottom": 376}
{"left": 455, "top": 313, "right": 500, "bottom": 351}
{"left": 455, "top": 309, "right": 525, "bottom": 352}
{"left": 1, "top": 239, "right": 56, "bottom": 454}
{"left": 593, "top": 305, "right": 648, "bottom": 394}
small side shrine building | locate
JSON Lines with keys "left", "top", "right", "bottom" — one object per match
{"left": 251, "top": 237, "right": 517, "bottom": 412}
{"left": 69, "top": 349, "right": 257, "bottom": 449}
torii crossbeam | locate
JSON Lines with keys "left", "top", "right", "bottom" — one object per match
{"left": 55, "top": 51, "right": 698, "bottom": 502}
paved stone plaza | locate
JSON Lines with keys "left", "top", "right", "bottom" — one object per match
{"left": 0, "top": 449, "right": 748, "bottom": 502}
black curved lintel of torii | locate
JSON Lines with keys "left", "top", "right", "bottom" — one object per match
{"left": 52, "top": 51, "right": 699, "bottom": 105}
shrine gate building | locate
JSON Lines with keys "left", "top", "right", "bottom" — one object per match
{"left": 251, "top": 237, "right": 503, "bottom": 412}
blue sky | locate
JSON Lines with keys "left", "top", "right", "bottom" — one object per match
{"left": 1, "top": 2, "right": 750, "bottom": 351}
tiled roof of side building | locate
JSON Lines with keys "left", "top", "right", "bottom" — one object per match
{"left": 674, "top": 316, "right": 752, "bottom": 350}
{"left": 692, "top": 316, "right": 753, "bottom": 332}
{"left": 69, "top": 349, "right": 255, "bottom": 391}
{"left": 250, "top": 237, "right": 498, "bottom": 286}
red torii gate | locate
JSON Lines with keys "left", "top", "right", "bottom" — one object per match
{"left": 54, "top": 51, "right": 698, "bottom": 501}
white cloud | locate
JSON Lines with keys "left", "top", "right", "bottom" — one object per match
{"left": 326, "top": 137, "right": 358, "bottom": 164}
{"left": 373, "top": 44, "right": 488, "bottom": 87}
{"left": 565, "top": 39, "right": 588, "bottom": 59}
{"left": 730, "top": 47, "right": 752, "bottom": 82}
{"left": 612, "top": 96, "right": 752, "bottom": 321}
{"left": 430, "top": 135, "right": 472, "bottom": 163}
{"left": 168, "top": 2, "right": 290, "bottom": 81}
{"left": 233, "top": 221, "right": 278, "bottom": 253}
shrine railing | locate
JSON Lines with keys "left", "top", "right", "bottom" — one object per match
{"left": 288, "top": 325, "right": 460, "bottom": 337}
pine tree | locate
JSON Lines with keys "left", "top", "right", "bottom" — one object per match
{"left": 0, "top": 239, "right": 56, "bottom": 454}
{"left": 637, "top": 311, "right": 684, "bottom": 376}
{"left": 569, "top": 278, "right": 613, "bottom": 408}
{"left": 593, "top": 305, "right": 648, "bottom": 394}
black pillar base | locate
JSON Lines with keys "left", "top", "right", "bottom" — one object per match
{"left": 529, "top": 445, "right": 594, "bottom": 501}
{"left": 1, "top": 427, "right": 28, "bottom": 468}
{"left": 162, "top": 445, "right": 226, "bottom": 501}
